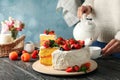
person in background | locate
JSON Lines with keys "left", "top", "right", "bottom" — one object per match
{"left": 77, "top": 0, "right": 120, "bottom": 57}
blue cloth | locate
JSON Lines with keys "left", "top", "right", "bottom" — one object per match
{"left": 91, "top": 41, "right": 120, "bottom": 58}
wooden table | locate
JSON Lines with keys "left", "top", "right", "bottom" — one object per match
{"left": 0, "top": 56, "right": 120, "bottom": 80}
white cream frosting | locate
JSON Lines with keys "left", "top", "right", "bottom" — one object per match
{"left": 40, "top": 34, "right": 52, "bottom": 36}
{"left": 52, "top": 47, "right": 90, "bottom": 70}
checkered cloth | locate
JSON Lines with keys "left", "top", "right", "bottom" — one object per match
{"left": 56, "top": 0, "right": 82, "bottom": 27}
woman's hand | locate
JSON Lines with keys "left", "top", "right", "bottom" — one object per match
{"left": 102, "top": 39, "right": 120, "bottom": 56}
{"left": 77, "top": 5, "right": 92, "bottom": 18}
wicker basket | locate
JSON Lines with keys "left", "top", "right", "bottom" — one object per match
{"left": 0, "top": 35, "right": 25, "bottom": 57}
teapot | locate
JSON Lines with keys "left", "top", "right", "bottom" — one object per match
{"left": 73, "top": 14, "right": 96, "bottom": 46}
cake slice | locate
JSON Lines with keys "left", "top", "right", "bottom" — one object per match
{"left": 39, "top": 37, "right": 59, "bottom": 66}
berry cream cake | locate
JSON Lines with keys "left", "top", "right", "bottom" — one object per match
{"left": 39, "top": 34, "right": 91, "bottom": 72}
{"left": 52, "top": 38, "right": 90, "bottom": 71}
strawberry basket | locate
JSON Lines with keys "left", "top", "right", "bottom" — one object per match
{"left": 0, "top": 35, "right": 25, "bottom": 57}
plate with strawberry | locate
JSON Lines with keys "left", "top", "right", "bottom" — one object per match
{"left": 32, "top": 60, "right": 97, "bottom": 76}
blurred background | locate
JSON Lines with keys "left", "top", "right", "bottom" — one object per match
{"left": 0, "top": 0, "right": 84, "bottom": 43}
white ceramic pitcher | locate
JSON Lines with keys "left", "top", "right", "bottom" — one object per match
{"left": 0, "top": 34, "right": 13, "bottom": 44}
{"left": 24, "top": 41, "right": 35, "bottom": 53}
{"left": 73, "top": 14, "right": 97, "bottom": 46}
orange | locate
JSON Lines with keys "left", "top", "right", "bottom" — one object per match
{"left": 9, "top": 51, "right": 18, "bottom": 60}
{"left": 21, "top": 53, "right": 30, "bottom": 62}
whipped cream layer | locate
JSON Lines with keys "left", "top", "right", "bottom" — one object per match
{"left": 52, "top": 47, "right": 90, "bottom": 70}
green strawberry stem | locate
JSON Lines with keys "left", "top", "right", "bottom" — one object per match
{"left": 79, "top": 66, "right": 87, "bottom": 73}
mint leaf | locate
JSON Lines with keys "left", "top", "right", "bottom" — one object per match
{"left": 80, "top": 66, "right": 87, "bottom": 73}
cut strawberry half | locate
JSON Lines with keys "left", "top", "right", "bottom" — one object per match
{"left": 62, "top": 44, "right": 71, "bottom": 51}
{"left": 66, "top": 67, "right": 73, "bottom": 72}
{"left": 72, "top": 43, "right": 81, "bottom": 49}
{"left": 73, "top": 65, "right": 80, "bottom": 72}
{"left": 83, "top": 62, "right": 91, "bottom": 69}
{"left": 43, "top": 40, "right": 50, "bottom": 48}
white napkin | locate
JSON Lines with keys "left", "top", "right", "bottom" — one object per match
{"left": 56, "top": 0, "right": 82, "bottom": 27}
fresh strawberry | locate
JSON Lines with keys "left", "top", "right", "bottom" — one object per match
{"left": 49, "top": 30, "right": 55, "bottom": 35}
{"left": 72, "top": 43, "right": 81, "bottom": 49}
{"left": 73, "top": 65, "right": 80, "bottom": 72}
{"left": 32, "top": 50, "right": 38, "bottom": 55}
{"left": 78, "top": 40, "right": 85, "bottom": 47}
{"left": 44, "top": 30, "right": 49, "bottom": 35}
{"left": 43, "top": 40, "right": 50, "bottom": 48}
{"left": 51, "top": 30, "right": 54, "bottom": 33}
{"left": 69, "top": 38, "right": 76, "bottom": 45}
{"left": 22, "top": 50, "right": 28, "bottom": 54}
{"left": 83, "top": 62, "right": 91, "bottom": 69}
{"left": 31, "top": 53, "right": 37, "bottom": 59}
{"left": 61, "top": 39, "right": 66, "bottom": 45}
{"left": 44, "top": 29, "right": 55, "bottom": 35}
{"left": 55, "top": 39, "right": 61, "bottom": 45}
{"left": 55, "top": 37, "right": 65, "bottom": 45}
{"left": 71, "top": 44, "right": 75, "bottom": 49}
{"left": 80, "top": 62, "right": 91, "bottom": 73}
{"left": 64, "top": 40, "right": 68, "bottom": 44}
{"left": 56, "top": 37, "right": 64, "bottom": 41}
{"left": 66, "top": 67, "right": 73, "bottom": 72}
{"left": 62, "top": 44, "right": 71, "bottom": 51}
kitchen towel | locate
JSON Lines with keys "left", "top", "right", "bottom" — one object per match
{"left": 56, "top": 0, "right": 82, "bottom": 27}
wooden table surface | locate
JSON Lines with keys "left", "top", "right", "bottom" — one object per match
{"left": 0, "top": 56, "right": 120, "bottom": 80}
